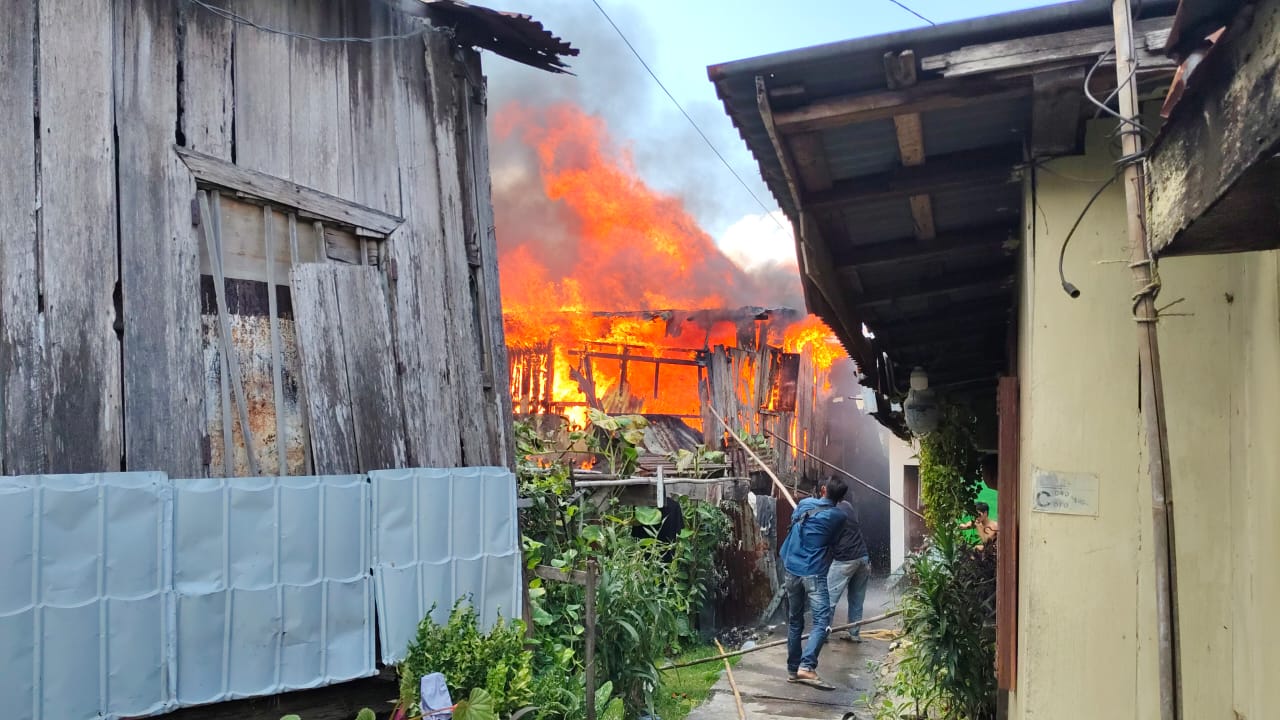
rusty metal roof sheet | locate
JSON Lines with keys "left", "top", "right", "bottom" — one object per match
{"left": 419, "top": 0, "right": 578, "bottom": 74}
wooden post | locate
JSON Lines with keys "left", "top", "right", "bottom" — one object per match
{"left": 1110, "top": 2, "right": 1180, "bottom": 718}
{"left": 585, "top": 558, "right": 598, "bottom": 720}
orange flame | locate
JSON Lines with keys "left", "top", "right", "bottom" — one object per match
{"left": 493, "top": 102, "right": 846, "bottom": 425}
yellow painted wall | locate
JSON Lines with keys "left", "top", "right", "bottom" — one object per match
{"left": 1009, "top": 119, "right": 1280, "bottom": 719}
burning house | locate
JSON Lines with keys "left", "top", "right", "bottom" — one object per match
{"left": 493, "top": 102, "right": 853, "bottom": 484}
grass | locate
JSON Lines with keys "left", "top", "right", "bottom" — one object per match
{"left": 595, "top": 644, "right": 741, "bottom": 720}
{"left": 654, "top": 645, "right": 740, "bottom": 720}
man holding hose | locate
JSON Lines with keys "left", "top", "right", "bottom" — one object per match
{"left": 779, "top": 477, "right": 848, "bottom": 689}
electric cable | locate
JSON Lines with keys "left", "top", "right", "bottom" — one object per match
{"left": 885, "top": 0, "right": 936, "bottom": 25}
{"left": 185, "top": 0, "right": 427, "bottom": 43}
{"left": 1057, "top": 173, "right": 1119, "bottom": 298}
{"left": 590, "top": 0, "right": 789, "bottom": 232}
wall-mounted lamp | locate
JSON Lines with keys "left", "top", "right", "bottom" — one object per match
{"left": 903, "top": 367, "right": 939, "bottom": 436}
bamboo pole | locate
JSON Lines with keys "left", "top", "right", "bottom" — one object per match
{"left": 708, "top": 404, "right": 798, "bottom": 509}
{"left": 585, "top": 558, "right": 598, "bottom": 720}
{"left": 765, "top": 429, "right": 926, "bottom": 521}
{"left": 661, "top": 609, "right": 903, "bottom": 670}
{"left": 1110, "top": 2, "right": 1180, "bottom": 718}
{"left": 714, "top": 639, "right": 747, "bottom": 720}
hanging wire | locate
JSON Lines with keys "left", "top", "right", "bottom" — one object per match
{"left": 589, "top": 0, "right": 789, "bottom": 232}
{"left": 1056, "top": 173, "right": 1119, "bottom": 298}
{"left": 185, "top": 0, "right": 427, "bottom": 43}
{"left": 886, "top": 0, "right": 937, "bottom": 26}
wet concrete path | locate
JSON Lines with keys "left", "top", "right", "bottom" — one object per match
{"left": 688, "top": 577, "right": 899, "bottom": 720}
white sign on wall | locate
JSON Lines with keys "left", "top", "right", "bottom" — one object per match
{"left": 1031, "top": 468, "right": 1101, "bottom": 516}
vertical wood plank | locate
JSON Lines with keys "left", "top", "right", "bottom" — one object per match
{"left": 333, "top": 266, "right": 408, "bottom": 471}
{"left": 40, "top": 0, "right": 122, "bottom": 472}
{"left": 265, "top": 207, "right": 289, "bottom": 475}
{"left": 463, "top": 51, "right": 514, "bottom": 467}
{"left": 996, "top": 375, "right": 1021, "bottom": 690}
{"left": 346, "top": 0, "right": 401, "bottom": 214}
{"left": 0, "top": 0, "right": 46, "bottom": 474}
{"left": 199, "top": 192, "right": 260, "bottom": 476}
{"left": 288, "top": 0, "right": 344, "bottom": 194}
{"left": 233, "top": 0, "right": 291, "bottom": 176}
{"left": 387, "top": 27, "right": 461, "bottom": 467}
{"left": 180, "top": 0, "right": 235, "bottom": 159}
{"left": 291, "top": 264, "right": 358, "bottom": 474}
{"left": 424, "top": 32, "right": 490, "bottom": 465}
{"left": 117, "top": 0, "right": 206, "bottom": 475}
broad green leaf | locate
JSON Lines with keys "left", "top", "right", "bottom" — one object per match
{"left": 356, "top": 710, "right": 376, "bottom": 720}
{"left": 634, "top": 507, "right": 661, "bottom": 526}
{"left": 280, "top": 716, "right": 302, "bottom": 720}
{"left": 454, "top": 688, "right": 497, "bottom": 720}
{"left": 581, "top": 525, "right": 603, "bottom": 544}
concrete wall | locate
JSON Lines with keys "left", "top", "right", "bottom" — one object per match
{"left": 1009, "top": 120, "right": 1280, "bottom": 719}
{"left": 888, "top": 435, "right": 917, "bottom": 574}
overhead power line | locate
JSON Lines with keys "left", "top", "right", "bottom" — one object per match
{"left": 886, "top": 0, "right": 937, "bottom": 26}
{"left": 589, "top": 0, "right": 789, "bottom": 232}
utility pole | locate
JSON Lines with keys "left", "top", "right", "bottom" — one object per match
{"left": 1110, "top": 1, "right": 1181, "bottom": 718}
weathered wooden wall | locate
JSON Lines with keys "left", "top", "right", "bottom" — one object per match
{"left": 0, "top": 0, "right": 513, "bottom": 476}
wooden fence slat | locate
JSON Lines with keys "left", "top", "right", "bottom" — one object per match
{"left": 199, "top": 191, "right": 260, "bottom": 476}
{"left": 332, "top": 266, "right": 408, "bottom": 471}
{"left": 39, "top": 0, "right": 122, "bottom": 472}
{"left": 265, "top": 207, "right": 289, "bottom": 476}
{"left": 291, "top": 264, "right": 359, "bottom": 474}
{"left": 117, "top": 0, "right": 205, "bottom": 476}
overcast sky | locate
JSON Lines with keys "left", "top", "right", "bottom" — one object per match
{"left": 484, "top": 0, "right": 1067, "bottom": 272}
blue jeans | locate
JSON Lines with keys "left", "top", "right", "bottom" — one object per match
{"left": 827, "top": 556, "right": 872, "bottom": 639}
{"left": 785, "top": 571, "right": 832, "bottom": 672}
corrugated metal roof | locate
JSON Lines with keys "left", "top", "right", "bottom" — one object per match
{"left": 710, "top": 0, "right": 1174, "bottom": 411}
{"left": 419, "top": 0, "right": 578, "bottom": 73}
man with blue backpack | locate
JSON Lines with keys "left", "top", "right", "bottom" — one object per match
{"left": 779, "top": 476, "right": 849, "bottom": 689}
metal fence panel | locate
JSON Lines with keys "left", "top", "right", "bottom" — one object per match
{"left": 371, "top": 467, "right": 520, "bottom": 663}
{"left": 171, "top": 474, "right": 374, "bottom": 706}
{"left": 0, "top": 473, "right": 173, "bottom": 720}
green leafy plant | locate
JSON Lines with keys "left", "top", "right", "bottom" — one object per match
{"left": 876, "top": 526, "right": 996, "bottom": 720}
{"left": 667, "top": 445, "right": 726, "bottom": 478}
{"left": 917, "top": 403, "right": 983, "bottom": 532}
{"left": 586, "top": 409, "right": 647, "bottom": 477}
{"left": 398, "top": 600, "right": 533, "bottom": 719}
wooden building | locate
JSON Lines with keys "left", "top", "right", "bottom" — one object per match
{"left": 0, "top": 0, "right": 575, "bottom": 479}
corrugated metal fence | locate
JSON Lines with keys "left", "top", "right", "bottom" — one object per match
{"left": 0, "top": 467, "right": 519, "bottom": 720}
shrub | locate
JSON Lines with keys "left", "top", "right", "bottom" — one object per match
{"left": 398, "top": 600, "right": 533, "bottom": 718}
{"left": 877, "top": 525, "right": 996, "bottom": 720}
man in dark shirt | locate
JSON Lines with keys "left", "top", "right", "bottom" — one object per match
{"left": 778, "top": 477, "right": 848, "bottom": 688}
{"left": 827, "top": 488, "right": 872, "bottom": 643}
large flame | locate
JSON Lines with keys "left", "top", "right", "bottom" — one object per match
{"left": 493, "top": 102, "right": 844, "bottom": 426}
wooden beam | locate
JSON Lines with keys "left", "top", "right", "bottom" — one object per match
{"left": 832, "top": 224, "right": 1017, "bottom": 268}
{"left": 921, "top": 16, "right": 1174, "bottom": 78}
{"left": 894, "top": 114, "right": 926, "bottom": 167}
{"left": 1148, "top": 0, "right": 1280, "bottom": 255}
{"left": 851, "top": 263, "right": 1015, "bottom": 309}
{"left": 909, "top": 195, "right": 936, "bottom": 240}
{"left": 755, "top": 75, "right": 804, "bottom": 211}
{"left": 883, "top": 49, "right": 918, "bottom": 90}
{"left": 805, "top": 145, "right": 1023, "bottom": 210}
{"left": 1031, "top": 67, "right": 1086, "bottom": 158}
{"left": 176, "top": 146, "right": 404, "bottom": 234}
{"left": 787, "top": 132, "right": 833, "bottom": 192}
{"left": 879, "top": 312, "right": 1010, "bottom": 346}
{"left": 773, "top": 77, "right": 1030, "bottom": 134}
{"left": 996, "top": 376, "right": 1021, "bottom": 691}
